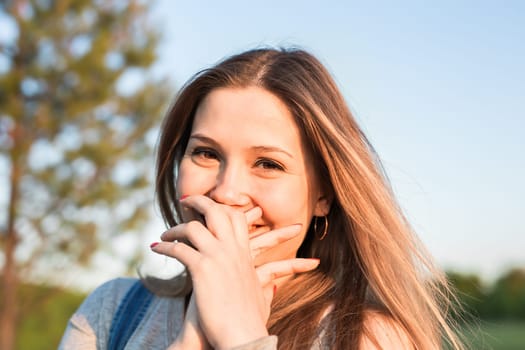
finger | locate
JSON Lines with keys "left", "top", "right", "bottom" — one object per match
{"left": 249, "top": 224, "right": 302, "bottom": 259}
{"left": 150, "top": 241, "right": 200, "bottom": 271}
{"left": 244, "top": 206, "right": 262, "bottom": 226}
{"left": 179, "top": 205, "right": 206, "bottom": 226}
{"left": 180, "top": 196, "right": 264, "bottom": 242}
{"left": 256, "top": 258, "right": 320, "bottom": 286}
{"left": 229, "top": 209, "right": 250, "bottom": 246}
{"left": 160, "top": 221, "right": 216, "bottom": 252}
{"left": 180, "top": 195, "right": 233, "bottom": 240}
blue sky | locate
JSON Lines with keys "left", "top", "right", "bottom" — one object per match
{"left": 147, "top": 0, "right": 525, "bottom": 279}
{"left": 1, "top": 1, "right": 523, "bottom": 289}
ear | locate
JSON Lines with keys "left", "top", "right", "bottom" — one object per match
{"left": 313, "top": 193, "right": 332, "bottom": 216}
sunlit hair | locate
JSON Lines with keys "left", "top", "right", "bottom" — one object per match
{"left": 155, "top": 48, "right": 465, "bottom": 349}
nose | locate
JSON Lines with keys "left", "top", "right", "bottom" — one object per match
{"left": 208, "top": 161, "right": 251, "bottom": 208}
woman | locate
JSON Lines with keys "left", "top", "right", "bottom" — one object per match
{"left": 60, "top": 48, "right": 464, "bottom": 349}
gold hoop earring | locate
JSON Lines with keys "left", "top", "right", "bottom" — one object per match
{"left": 314, "top": 216, "right": 328, "bottom": 240}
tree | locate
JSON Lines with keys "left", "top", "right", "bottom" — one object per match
{"left": 485, "top": 268, "right": 525, "bottom": 320}
{"left": 0, "top": 1, "right": 170, "bottom": 348}
{"left": 446, "top": 271, "right": 487, "bottom": 321}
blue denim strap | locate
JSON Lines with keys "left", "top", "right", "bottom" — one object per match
{"left": 108, "top": 280, "right": 154, "bottom": 350}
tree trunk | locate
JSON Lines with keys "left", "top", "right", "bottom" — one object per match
{"left": 0, "top": 126, "right": 22, "bottom": 350}
{"left": 0, "top": 234, "right": 18, "bottom": 350}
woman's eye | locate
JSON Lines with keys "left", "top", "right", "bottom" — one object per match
{"left": 191, "top": 148, "right": 218, "bottom": 160}
{"left": 255, "top": 158, "right": 284, "bottom": 171}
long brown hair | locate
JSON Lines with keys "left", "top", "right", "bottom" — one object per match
{"left": 155, "top": 48, "right": 464, "bottom": 349}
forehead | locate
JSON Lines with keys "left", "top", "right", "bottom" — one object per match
{"left": 195, "top": 86, "right": 291, "bottom": 124}
{"left": 192, "top": 86, "right": 303, "bottom": 148}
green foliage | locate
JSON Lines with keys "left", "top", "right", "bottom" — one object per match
{"left": 0, "top": 0, "right": 172, "bottom": 276}
{"left": 447, "top": 271, "right": 487, "bottom": 320}
{"left": 447, "top": 268, "right": 525, "bottom": 321}
{"left": 460, "top": 321, "right": 525, "bottom": 350}
{"left": 9, "top": 282, "right": 86, "bottom": 350}
{"left": 484, "top": 269, "right": 525, "bottom": 320}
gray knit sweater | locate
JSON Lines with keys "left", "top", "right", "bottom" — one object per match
{"left": 59, "top": 278, "right": 279, "bottom": 350}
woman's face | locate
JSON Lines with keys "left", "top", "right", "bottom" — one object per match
{"left": 176, "top": 86, "right": 330, "bottom": 265}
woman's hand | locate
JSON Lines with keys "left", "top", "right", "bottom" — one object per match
{"left": 153, "top": 195, "right": 319, "bottom": 350}
{"left": 166, "top": 203, "right": 308, "bottom": 350}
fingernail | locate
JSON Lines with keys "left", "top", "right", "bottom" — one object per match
{"left": 309, "top": 258, "right": 320, "bottom": 265}
{"left": 179, "top": 194, "right": 189, "bottom": 201}
{"left": 150, "top": 242, "right": 160, "bottom": 249}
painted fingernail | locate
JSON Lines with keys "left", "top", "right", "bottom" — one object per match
{"left": 179, "top": 194, "right": 189, "bottom": 201}
{"left": 150, "top": 242, "right": 160, "bottom": 249}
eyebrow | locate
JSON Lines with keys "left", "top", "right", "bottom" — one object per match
{"left": 189, "top": 133, "right": 294, "bottom": 159}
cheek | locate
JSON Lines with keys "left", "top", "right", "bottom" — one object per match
{"left": 256, "top": 177, "right": 313, "bottom": 227}
{"left": 176, "top": 159, "right": 214, "bottom": 196}
{"left": 253, "top": 179, "right": 315, "bottom": 264}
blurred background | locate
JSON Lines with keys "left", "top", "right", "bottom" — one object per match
{"left": 0, "top": 0, "right": 523, "bottom": 349}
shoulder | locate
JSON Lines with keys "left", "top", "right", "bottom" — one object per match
{"left": 59, "top": 278, "right": 139, "bottom": 349}
{"left": 75, "top": 277, "right": 142, "bottom": 328}
{"left": 360, "top": 311, "right": 413, "bottom": 350}
{"left": 82, "top": 277, "right": 137, "bottom": 310}
{"left": 73, "top": 277, "right": 138, "bottom": 325}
